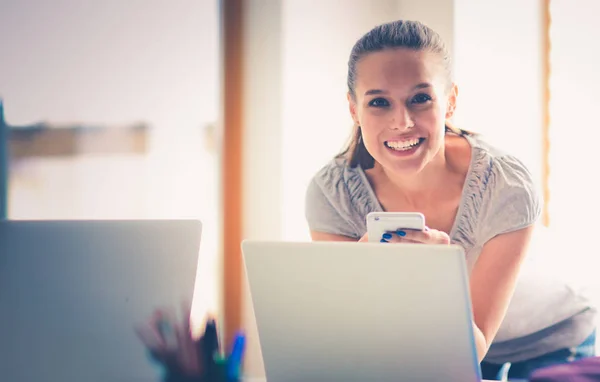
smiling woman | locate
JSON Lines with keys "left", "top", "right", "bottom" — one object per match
{"left": 306, "top": 19, "right": 597, "bottom": 381}
{"left": 342, "top": 46, "right": 470, "bottom": 171}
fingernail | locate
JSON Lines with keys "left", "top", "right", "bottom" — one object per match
{"left": 396, "top": 230, "right": 406, "bottom": 237}
{"left": 382, "top": 233, "right": 392, "bottom": 240}
{"left": 380, "top": 238, "right": 388, "bottom": 243}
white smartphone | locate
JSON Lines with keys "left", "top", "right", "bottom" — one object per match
{"left": 366, "top": 212, "right": 426, "bottom": 243}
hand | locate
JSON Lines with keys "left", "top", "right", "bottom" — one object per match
{"left": 358, "top": 232, "right": 369, "bottom": 242}
{"left": 380, "top": 226, "right": 450, "bottom": 245}
{"left": 134, "top": 302, "right": 204, "bottom": 378}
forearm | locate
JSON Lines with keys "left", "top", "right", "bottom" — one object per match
{"left": 472, "top": 322, "right": 489, "bottom": 363}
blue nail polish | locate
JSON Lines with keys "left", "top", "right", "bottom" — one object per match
{"left": 396, "top": 230, "right": 406, "bottom": 237}
{"left": 380, "top": 238, "right": 388, "bottom": 243}
{"left": 382, "top": 233, "right": 392, "bottom": 240}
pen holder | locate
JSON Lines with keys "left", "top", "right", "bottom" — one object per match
{"left": 139, "top": 315, "right": 244, "bottom": 382}
{"left": 158, "top": 330, "right": 245, "bottom": 382}
{"left": 161, "top": 355, "right": 241, "bottom": 382}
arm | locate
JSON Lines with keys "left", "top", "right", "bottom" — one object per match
{"left": 305, "top": 172, "right": 361, "bottom": 242}
{"left": 312, "top": 227, "right": 496, "bottom": 355}
{"left": 313, "top": 226, "right": 535, "bottom": 363}
{"left": 398, "top": 225, "right": 534, "bottom": 361}
{"left": 314, "top": 222, "right": 534, "bottom": 363}
{"left": 469, "top": 225, "right": 534, "bottom": 362}
{"left": 310, "top": 230, "right": 367, "bottom": 242}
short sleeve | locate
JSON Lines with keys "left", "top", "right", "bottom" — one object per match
{"left": 477, "top": 155, "right": 542, "bottom": 244}
{"left": 305, "top": 164, "right": 360, "bottom": 239}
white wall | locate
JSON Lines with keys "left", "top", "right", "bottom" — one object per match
{"left": 453, "top": 0, "right": 544, "bottom": 186}
{"left": 0, "top": 0, "right": 218, "bottom": 128}
{"left": 240, "top": 0, "right": 283, "bottom": 376}
{"left": 547, "top": 0, "right": 600, "bottom": 291}
{"left": 242, "top": 0, "right": 284, "bottom": 242}
{"left": 280, "top": 0, "right": 404, "bottom": 242}
{"left": 396, "top": 0, "right": 455, "bottom": 60}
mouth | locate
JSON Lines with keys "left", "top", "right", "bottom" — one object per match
{"left": 384, "top": 138, "right": 425, "bottom": 155}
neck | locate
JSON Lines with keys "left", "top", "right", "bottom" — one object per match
{"left": 376, "top": 146, "right": 450, "bottom": 205}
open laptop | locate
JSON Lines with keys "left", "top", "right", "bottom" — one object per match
{"left": 0, "top": 219, "right": 202, "bottom": 382}
{"left": 242, "top": 241, "right": 482, "bottom": 382}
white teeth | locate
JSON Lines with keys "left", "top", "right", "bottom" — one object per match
{"left": 386, "top": 138, "right": 421, "bottom": 151}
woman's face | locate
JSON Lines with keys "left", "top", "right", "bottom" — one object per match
{"left": 348, "top": 48, "right": 457, "bottom": 175}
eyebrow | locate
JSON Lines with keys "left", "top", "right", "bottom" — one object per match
{"left": 364, "top": 83, "right": 432, "bottom": 96}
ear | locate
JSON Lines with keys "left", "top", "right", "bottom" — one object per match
{"left": 347, "top": 92, "right": 359, "bottom": 125}
{"left": 445, "top": 83, "right": 458, "bottom": 119}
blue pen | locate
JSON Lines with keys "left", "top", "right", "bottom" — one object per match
{"left": 226, "top": 332, "right": 246, "bottom": 381}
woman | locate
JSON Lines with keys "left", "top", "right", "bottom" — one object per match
{"left": 305, "top": 19, "right": 597, "bottom": 380}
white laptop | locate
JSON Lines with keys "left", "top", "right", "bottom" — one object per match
{"left": 0, "top": 219, "right": 202, "bottom": 382}
{"left": 242, "top": 241, "right": 482, "bottom": 382}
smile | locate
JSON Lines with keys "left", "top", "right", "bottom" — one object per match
{"left": 384, "top": 138, "right": 425, "bottom": 151}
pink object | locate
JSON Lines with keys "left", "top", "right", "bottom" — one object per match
{"left": 529, "top": 357, "right": 600, "bottom": 382}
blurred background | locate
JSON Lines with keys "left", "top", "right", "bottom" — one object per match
{"left": 1, "top": 0, "right": 599, "bottom": 377}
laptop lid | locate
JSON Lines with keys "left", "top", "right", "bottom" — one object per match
{"left": 0, "top": 219, "right": 202, "bottom": 382}
{"left": 242, "top": 241, "right": 481, "bottom": 382}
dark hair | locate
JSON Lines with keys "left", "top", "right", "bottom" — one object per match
{"left": 340, "top": 19, "right": 471, "bottom": 169}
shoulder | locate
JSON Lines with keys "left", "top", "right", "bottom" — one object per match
{"left": 466, "top": 134, "right": 542, "bottom": 242}
{"left": 308, "top": 157, "right": 353, "bottom": 195}
{"left": 305, "top": 157, "right": 376, "bottom": 238}
{"left": 468, "top": 134, "right": 539, "bottom": 200}
{"left": 306, "top": 156, "right": 372, "bottom": 207}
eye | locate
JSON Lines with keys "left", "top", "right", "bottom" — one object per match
{"left": 368, "top": 98, "right": 390, "bottom": 107}
{"left": 411, "top": 93, "right": 432, "bottom": 104}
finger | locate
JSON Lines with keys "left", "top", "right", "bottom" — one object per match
{"left": 151, "top": 308, "right": 167, "bottom": 336}
{"left": 142, "top": 309, "right": 181, "bottom": 373}
{"left": 144, "top": 310, "right": 170, "bottom": 350}
{"left": 401, "top": 228, "right": 450, "bottom": 244}
{"left": 381, "top": 232, "right": 401, "bottom": 243}
{"left": 422, "top": 227, "right": 450, "bottom": 244}
{"left": 397, "top": 229, "right": 430, "bottom": 243}
{"left": 134, "top": 322, "right": 167, "bottom": 354}
{"left": 158, "top": 310, "right": 180, "bottom": 353}
{"left": 380, "top": 232, "right": 396, "bottom": 243}
{"left": 380, "top": 232, "right": 420, "bottom": 244}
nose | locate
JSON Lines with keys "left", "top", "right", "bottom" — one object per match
{"left": 390, "top": 105, "right": 414, "bottom": 130}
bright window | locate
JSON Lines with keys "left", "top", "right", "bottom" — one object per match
{"left": 548, "top": 0, "right": 600, "bottom": 288}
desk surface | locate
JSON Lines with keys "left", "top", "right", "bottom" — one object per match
{"left": 244, "top": 379, "right": 497, "bottom": 382}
